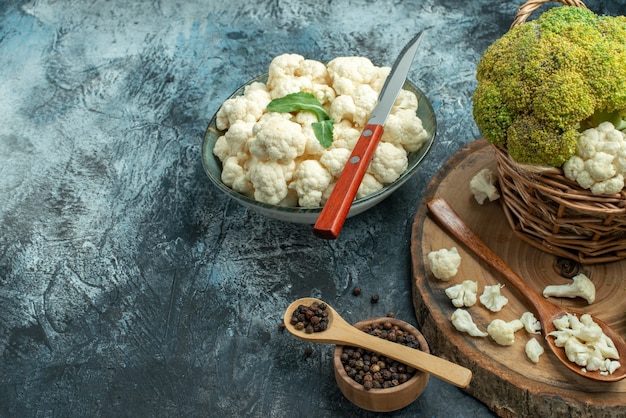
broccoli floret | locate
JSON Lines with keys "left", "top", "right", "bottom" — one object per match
{"left": 473, "top": 6, "right": 626, "bottom": 166}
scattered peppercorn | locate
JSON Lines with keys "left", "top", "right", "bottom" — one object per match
{"left": 290, "top": 301, "right": 330, "bottom": 333}
{"left": 352, "top": 286, "right": 362, "bottom": 296}
{"left": 370, "top": 294, "right": 379, "bottom": 303}
{"left": 278, "top": 322, "right": 286, "bottom": 332}
{"left": 340, "top": 321, "right": 419, "bottom": 390}
{"left": 302, "top": 346, "right": 313, "bottom": 359}
{"left": 386, "top": 311, "right": 395, "bottom": 318}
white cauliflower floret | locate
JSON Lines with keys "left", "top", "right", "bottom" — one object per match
{"left": 249, "top": 114, "right": 307, "bottom": 163}
{"left": 216, "top": 82, "right": 271, "bottom": 130}
{"left": 246, "top": 158, "right": 296, "bottom": 205}
{"left": 445, "top": 280, "right": 478, "bottom": 308}
{"left": 329, "top": 95, "right": 357, "bottom": 125}
{"left": 327, "top": 56, "right": 387, "bottom": 95}
{"left": 451, "top": 309, "right": 488, "bottom": 337}
{"left": 289, "top": 160, "right": 333, "bottom": 208}
{"left": 331, "top": 120, "right": 361, "bottom": 150}
{"left": 356, "top": 173, "right": 383, "bottom": 199}
{"left": 548, "top": 313, "right": 621, "bottom": 374}
{"left": 563, "top": 122, "right": 626, "bottom": 195}
{"left": 267, "top": 54, "right": 335, "bottom": 103}
{"left": 525, "top": 338, "right": 545, "bottom": 363}
{"left": 520, "top": 312, "right": 542, "bottom": 335}
{"left": 213, "top": 120, "right": 255, "bottom": 162}
{"left": 427, "top": 247, "right": 462, "bottom": 281}
{"left": 368, "top": 142, "right": 408, "bottom": 184}
{"left": 480, "top": 284, "right": 509, "bottom": 312}
{"left": 542, "top": 273, "right": 596, "bottom": 304}
{"left": 349, "top": 84, "right": 380, "bottom": 127}
{"left": 469, "top": 168, "right": 500, "bottom": 205}
{"left": 392, "top": 89, "right": 419, "bottom": 112}
{"left": 329, "top": 84, "right": 379, "bottom": 128}
{"left": 320, "top": 147, "right": 351, "bottom": 178}
{"left": 382, "top": 109, "right": 429, "bottom": 152}
{"left": 487, "top": 318, "right": 524, "bottom": 346}
{"left": 221, "top": 156, "right": 253, "bottom": 196}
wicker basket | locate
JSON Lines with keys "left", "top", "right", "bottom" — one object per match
{"left": 491, "top": 0, "right": 626, "bottom": 264}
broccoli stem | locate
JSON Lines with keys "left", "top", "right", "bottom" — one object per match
{"left": 582, "top": 109, "right": 626, "bottom": 131}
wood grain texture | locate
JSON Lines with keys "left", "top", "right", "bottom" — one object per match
{"left": 411, "top": 139, "right": 626, "bottom": 417}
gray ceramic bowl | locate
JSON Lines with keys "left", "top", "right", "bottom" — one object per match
{"left": 202, "top": 74, "right": 436, "bottom": 224}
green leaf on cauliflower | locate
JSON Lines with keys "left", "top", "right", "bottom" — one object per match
{"left": 312, "top": 120, "right": 334, "bottom": 148}
{"left": 267, "top": 92, "right": 334, "bottom": 148}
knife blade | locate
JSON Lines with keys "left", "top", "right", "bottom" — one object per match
{"left": 312, "top": 30, "right": 427, "bottom": 239}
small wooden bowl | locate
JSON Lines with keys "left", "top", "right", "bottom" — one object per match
{"left": 333, "top": 317, "right": 430, "bottom": 412}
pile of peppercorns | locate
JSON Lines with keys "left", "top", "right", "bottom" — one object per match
{"left": 340, "top": 321, "right": 419, "bottom": 390}
{"left": 289, "top": 301, "right": 330, "bottom": 333}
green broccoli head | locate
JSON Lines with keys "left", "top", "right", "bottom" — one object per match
{"left": 473, "top": 6, "right": 626, "bottom": 166}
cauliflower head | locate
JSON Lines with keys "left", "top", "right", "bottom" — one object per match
{"left": 473, "top": 6, "right": 626, "bottom": 167}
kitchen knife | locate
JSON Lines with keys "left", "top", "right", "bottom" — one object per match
{"left": 313, "top": 30, "right": 427, "bottom": 239}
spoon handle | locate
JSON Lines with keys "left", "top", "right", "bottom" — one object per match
{"left": 343, "top": 323, "right": 473, "bottom": 388}
{"left": 427, "top": 197, "right": 560, "bottom": 320}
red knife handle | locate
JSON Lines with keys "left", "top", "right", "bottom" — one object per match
{"left": 312, "top": 123, "right": 384, "bottom": 239}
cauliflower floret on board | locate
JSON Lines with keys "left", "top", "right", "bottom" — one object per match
{"left": 470, "top": 168, "right": 500, "bottom": 205}
{"left": 427, "top": 247, "right": 462, "bottom": 281}
{"left": 525, "top": 338, "right": 545, "bottom": 363}
{"left": 480, "top": 284, "right": 509, "bottom": 312}
{"left": 445, "top": 280, "right": 478, "bottom": 308}
{"left": 451, "top": 309, "right": 488, "bottom": 337}
{"left": 543, "top": 273, "right": 596, "bottom": 304}
{"left": 289, "top": 160, "right": 333, "bottom": 208}
{"left": 487, "top": 318, "right": 524, "bottom": 346}
{"left": 520, "top": 311, "right": 542, "bottom": 335}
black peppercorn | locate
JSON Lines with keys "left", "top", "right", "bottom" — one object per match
{"left": 370, "top": 294, "right": 379, "bottom": 303}
{"left": 352, "top": 286, "right": 362, "bottom": 296}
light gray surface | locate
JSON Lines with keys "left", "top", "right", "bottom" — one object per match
{"left": 0, "top": 0, "right": 622, "bottom": 417}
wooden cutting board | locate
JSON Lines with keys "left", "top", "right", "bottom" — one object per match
{"left": 411, "top": 139, "right": 626, "bottom": 418}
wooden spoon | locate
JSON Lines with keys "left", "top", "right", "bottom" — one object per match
{"left": 427, "top": 197, "right": 626, "bottom": 382}
{"left": 283, "top": 297, "right": 472, "bottom": 388}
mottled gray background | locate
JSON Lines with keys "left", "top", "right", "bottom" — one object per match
{"left": 0, "top": 0, "right": 623, "bottom": 417}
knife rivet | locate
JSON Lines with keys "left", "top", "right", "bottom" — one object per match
{"left": 363, "top": 129, "right": 372, "bottom": 137}
{"left": 350, "top": 156, "right": 360, "bottom": 164}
